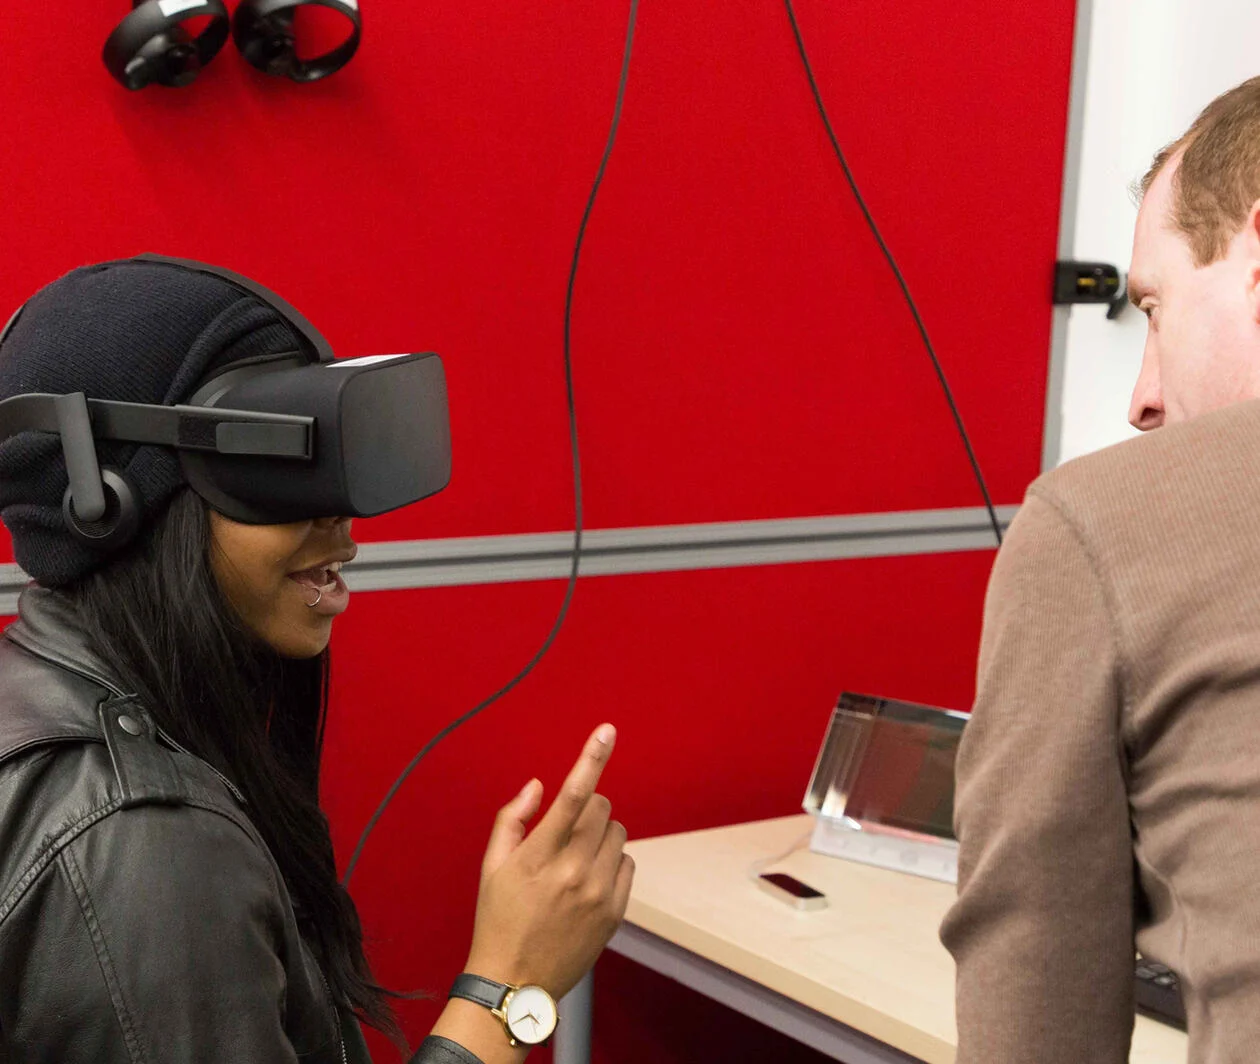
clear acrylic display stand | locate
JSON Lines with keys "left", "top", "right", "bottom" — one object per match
{"left": 808, "top": 814, "right": 958, "bottom": 884}
{"left": 803, "top": 692, "right": 966, "bottom": 885}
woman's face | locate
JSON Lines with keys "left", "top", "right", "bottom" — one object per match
{"left": 208, "top": 511, "right": 357, "bottom": 658}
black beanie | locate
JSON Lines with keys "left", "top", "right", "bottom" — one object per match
{"left": 0, "top": 259, "right": 304, "bottom": 587}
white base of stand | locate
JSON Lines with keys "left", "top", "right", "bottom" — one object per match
{"left": 809, "top": 816, "right": 958, "bottom": 884}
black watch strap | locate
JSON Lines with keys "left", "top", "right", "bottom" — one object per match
{"left": 449, "top": 973, "right": 510, "bottom": 1012}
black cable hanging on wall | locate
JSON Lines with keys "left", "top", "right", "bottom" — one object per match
{"left": 783, "top": 0, "right": 1004, "bottom": 547}
{"left": 345, "top": 0, "right": 1007, "bottom": 886}
{"left": 343, "top": 0, "right": 642, "bottom": 887}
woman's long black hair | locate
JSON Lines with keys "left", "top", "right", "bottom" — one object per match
{"left": 64, "top": 488, "right": 406, "bottom": 1049}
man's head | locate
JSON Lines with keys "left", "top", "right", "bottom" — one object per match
{"left": 1128, "top": 76, "right": 1260, "bottom": 430}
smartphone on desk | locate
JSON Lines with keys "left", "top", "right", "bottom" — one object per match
{"left": 757, "top": 872, "right": 827, "bottom": 911}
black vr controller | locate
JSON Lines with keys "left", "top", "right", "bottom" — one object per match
{"left": 103, "top": 0, "right": 361, "bottom": 89}
{"left": 0, "top": 254, "right": 451, "bottom": 553}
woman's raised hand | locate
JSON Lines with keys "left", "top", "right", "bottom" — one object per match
{"left": 465, "top": 724, "right": 634, "bottom": 1000}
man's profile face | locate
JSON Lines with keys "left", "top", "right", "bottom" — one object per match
{"left": 1127, "top": 154, "right": 1260, "bottom": 430}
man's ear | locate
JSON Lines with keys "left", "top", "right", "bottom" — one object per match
{"left": 1245, "top": 198, "right": 1260, "bottom": 324}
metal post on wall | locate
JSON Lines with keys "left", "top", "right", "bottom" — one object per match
{"left": 552, "top": 972, "right": 594, "bottom": 1064}
{"left": 1042, "top": 0, "right": 1095, "bottom": 472}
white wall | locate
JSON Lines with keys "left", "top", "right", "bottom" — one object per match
{"left": 1055, "top": 0, "right": 1260, "bottom": 465}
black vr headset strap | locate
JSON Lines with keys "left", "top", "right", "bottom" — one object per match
{"left": 0, "top": 388, "right": 318, "bottom": 547}
{"left": 130, "top": 253, "right": 337, "bottom": 364}
{"left": 0, "top": 393, "right": 314, "bottom": 460}
{"left": 0, "top": 390, "right": 318, "bottom": 547}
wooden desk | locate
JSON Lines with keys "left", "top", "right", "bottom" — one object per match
{"left": 602, "top": 815, "right": 1188, "bottom": 1064}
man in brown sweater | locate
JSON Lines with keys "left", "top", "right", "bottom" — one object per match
{"left": 940, "top": 78, "right": 1260, "bottom": 1062}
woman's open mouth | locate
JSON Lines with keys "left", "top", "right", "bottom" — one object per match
{"left": 288, "top": 560, "right": 350, "bottom": 616}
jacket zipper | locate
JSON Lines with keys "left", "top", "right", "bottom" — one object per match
{"left": 318, "top": 968, "right": 349, "bottom": 1064}
{"left": 154, "top": 726, "right": 248, "bottom": 806}
{"left": 160, "top": 727, "right": 338, "bottom": 1060}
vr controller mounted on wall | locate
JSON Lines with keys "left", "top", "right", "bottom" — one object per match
{"left": 102, "top": 0, "right": 361, "bottom": 89}
{"left": 0, "top": 254, "right": 452, "bottom": 554}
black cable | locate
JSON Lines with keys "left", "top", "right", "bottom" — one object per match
{"left": 783, "top": 0, "right": 1004, "bottom": 547}
{"left": 342, "top": 0, "right": 642, "bottom": 887}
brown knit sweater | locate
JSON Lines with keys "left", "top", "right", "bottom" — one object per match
{"left": 940, "top": 398, "right": 1260, "bottom": 1064}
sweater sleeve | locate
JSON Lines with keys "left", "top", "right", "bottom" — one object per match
{"left": 939, "top": 491, "right": 1135, "bottom": 1063}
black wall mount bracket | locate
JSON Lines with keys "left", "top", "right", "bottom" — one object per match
{"left": 1053, "top": 260, "right": 1127, "bottom": 320}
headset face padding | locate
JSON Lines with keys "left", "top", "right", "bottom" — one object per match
{"left": 102, "top": 0, "right": 231, "bottom": 90}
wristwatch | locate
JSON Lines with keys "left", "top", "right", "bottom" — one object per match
{"left": 448, "top": 973, "right": 559, "bottom": 1047}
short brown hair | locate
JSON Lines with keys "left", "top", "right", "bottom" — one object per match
{"left": 1141, "top": 75, "right": 1260, "bottom": 267}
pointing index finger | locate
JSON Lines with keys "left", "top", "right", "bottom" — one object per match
{"left": 535, "top": 724, "right": 616, "bottom": 850}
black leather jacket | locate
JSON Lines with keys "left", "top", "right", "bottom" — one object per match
{"left": 0, "top": 587, "right": 482, "bottom": 1064}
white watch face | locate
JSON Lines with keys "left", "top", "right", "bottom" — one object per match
{"left": 503, "top": 985, "right": 558, "bottom": 1045}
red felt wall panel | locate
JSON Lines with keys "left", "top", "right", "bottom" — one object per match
{"left": 0, "top": 0, "right": 1073, "bottom": 565}
{"left": 321, "top": 550, "right": 992, "bottom": 1059}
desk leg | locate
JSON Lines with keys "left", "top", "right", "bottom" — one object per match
{"left": 552, "top": 971, "right": 594, "bottom": 1064}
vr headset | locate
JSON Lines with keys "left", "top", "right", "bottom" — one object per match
{"left": 0, "top": 254, "right": 451, "bottom": 551}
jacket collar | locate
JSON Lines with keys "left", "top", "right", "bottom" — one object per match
{"left": 1, "top": 586, "right": 252, "bottom": 809}
{"left": 0, "top": 586, "right": 129, "bottom": 763}
{"left": 5, "top": 585, "right": 130, "bottom": 699}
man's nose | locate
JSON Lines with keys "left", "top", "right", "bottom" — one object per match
{"left": 1129, "top": 390, "right": 1164, "bottom": 432}
{"left": 1129, "top": 350, "right": 1165, "bottom": 431}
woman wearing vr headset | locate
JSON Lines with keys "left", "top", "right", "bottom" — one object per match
{"left": 0, "top": 258, "right": 632, "bottom": 1064}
